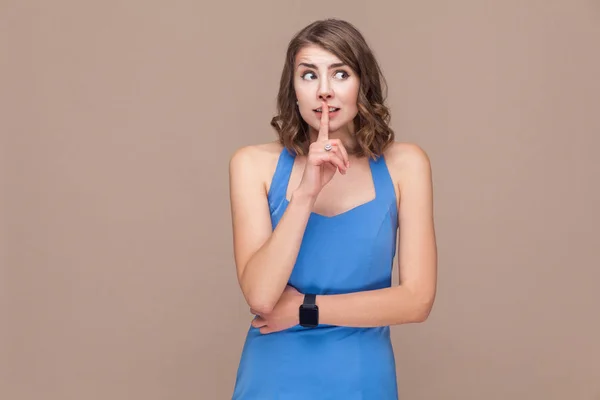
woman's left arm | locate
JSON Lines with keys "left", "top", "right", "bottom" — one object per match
{"left": 253, "top": 143, "right": 437, "bottom": 333}
{"left": 319, "top": 143, "right": 437, "bottom": 327}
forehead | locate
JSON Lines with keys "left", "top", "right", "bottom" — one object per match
{"left": 295, "top": 45, "right": 342, "bottom": 66}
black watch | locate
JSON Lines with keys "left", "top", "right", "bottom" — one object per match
{"left": 299, "top": 294, "right": 319, "bottom": 328}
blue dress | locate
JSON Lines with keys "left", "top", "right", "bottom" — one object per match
{"left": 232, "top": 147, "right": 399, "bottom": 399}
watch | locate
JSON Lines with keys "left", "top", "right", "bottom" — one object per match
{"left": 299, "top": 293, "right": 319, "bottom": 328}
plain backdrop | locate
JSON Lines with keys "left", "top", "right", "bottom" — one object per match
{"left": 2, "top": 1, "right": 599, "bottom": 399}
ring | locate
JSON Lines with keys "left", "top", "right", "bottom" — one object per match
{"left": 324, "top": 143, "right": 332, "bottom": 152}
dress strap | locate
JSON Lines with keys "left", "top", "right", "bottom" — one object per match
{"left": 267, "top": 147, "right": 295, "bottom": 211}
{"left": 370, "top": 155, "right": 398, "bottom": 215}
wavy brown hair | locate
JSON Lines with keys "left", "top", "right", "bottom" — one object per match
{"left": 270, "top": 18, "right": 395, "bottom": 159}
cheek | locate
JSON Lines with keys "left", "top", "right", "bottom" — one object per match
{"left": 294, "top": 89, "right": 310, "bottom": 117}
{"left": 349, "top": 84, "right": 360, "bottom": 103}
{"left": 294, "top": 79, "right": 312, "bottom": 99}
{"left": 343, "top": 89, "right": 359, "bottom": 115}
{"left": 295, "top": 102, "right": 318, "bottom": 128}
{"left": 338, "top": 83, "right": 359, "bottom": 105}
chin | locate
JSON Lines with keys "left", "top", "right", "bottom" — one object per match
{"left": 305, "top": 114, "right": 354, "bottom": 135}
{"left": 327, "top": 123, "right": 341, "bottom": 133}
{"left": 325, "top": 120, "right": 352, "bottom": 134}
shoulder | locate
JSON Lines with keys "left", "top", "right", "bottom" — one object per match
{"left": 229, "top": 141, "right": 283, "bottom": 170}
{"left": 382, "top": 142, "right": 432, "bottom": 187}
{"left": 229, "top": 141, "right": 285, "bottom": 187}
{"left": 383, "top": 141, "right": 431, "bottom": 168}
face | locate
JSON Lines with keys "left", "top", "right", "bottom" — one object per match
{"left": 293, "top": 45, "right": 360, "bottom": 136}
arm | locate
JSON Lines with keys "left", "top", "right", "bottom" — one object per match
{"left": 253, "top": 143, "right": 437, "bottom": 333}
{"left": 317, "top": 144, "right": 437, "bottom": 326}
{"left": 230, "top": 106, "right": 348, "bottom": 316}
{"left": 229, "top": 145, "right": 315, "bottom": 315}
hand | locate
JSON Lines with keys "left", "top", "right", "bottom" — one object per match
{"left": 250, "top": 285, "right": 303, "bottom": 334}
{"left": 296, "top": 100, "right": 350, "bottom": 199}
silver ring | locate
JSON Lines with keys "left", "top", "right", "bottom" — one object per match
{"left": 324, "top": 143, "right": 332, "bottom": 152}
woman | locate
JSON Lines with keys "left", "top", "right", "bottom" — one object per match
{"left": 229, "top": 18, "right": 437, "bottom": 399}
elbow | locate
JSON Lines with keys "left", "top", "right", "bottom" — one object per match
{"left": 247, "top": 298, "right": 275, "bottom": 315}
{"left": 243, "top": 287, "right": 276, "bottom": 315}
{"left": 240, "top": 271, "right": 276, "bottom": 315}
{"left": 412, "top": 297, "right": 435, "bottom": 323}
{"left": 413, "top": 307, "right": 431, "bottom": 323}
{"left": 407, "top": 282, "right": 436, "bottom": 323}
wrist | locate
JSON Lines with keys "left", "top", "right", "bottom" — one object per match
{"left": 290, "top": 189, "right": 316, "bottom": 210}
{"left": 299, "top": 293, "right": 319, "bottom": 328}
{"left": 294, "top": 293, "right": 303, "bottom": 325}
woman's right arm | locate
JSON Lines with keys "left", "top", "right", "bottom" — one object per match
{"left": 229, "top": 104, "right": 347, "bottom": 314}
{"left": 229, "top": 145, "right": 314, "bottom": 315}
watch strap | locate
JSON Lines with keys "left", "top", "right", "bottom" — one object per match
{"left": 303, "top": 293, "right": 316, "bottom": 306}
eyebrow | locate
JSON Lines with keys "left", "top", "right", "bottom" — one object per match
{"left": 296, "top": 62, "right": 347, "bottom": 70}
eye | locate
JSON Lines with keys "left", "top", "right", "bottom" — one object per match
{"left": 301, "top": 71, "right": 317, "bottom": 80}
{"left": 334, "top": 70, "right": 349, "bottom": 79}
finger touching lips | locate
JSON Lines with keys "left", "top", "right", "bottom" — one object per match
{"left": 317, "top": 101, "right": 329, "bottom": 140}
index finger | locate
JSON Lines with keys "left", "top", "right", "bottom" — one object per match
{"left": 317, "top": 100, "right": 329, "bottom": 142}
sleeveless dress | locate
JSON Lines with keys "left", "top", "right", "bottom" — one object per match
{"left": 232, "top": 147, "right": 399, "bottom": 399}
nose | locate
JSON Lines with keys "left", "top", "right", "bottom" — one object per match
{"left": 318, "top": 80, "right": 333, "bottom": 101}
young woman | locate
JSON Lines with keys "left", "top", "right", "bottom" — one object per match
{"left": 229, "top": 18, "right": 437, "bottom": 399}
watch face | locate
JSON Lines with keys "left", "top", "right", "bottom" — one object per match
{"left": 300, "top": 306, "right": 319, "bottom": 328}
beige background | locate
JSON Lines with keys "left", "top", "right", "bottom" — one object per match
{"left": 2, "top": 0, "right": 599, "bottom": 399}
